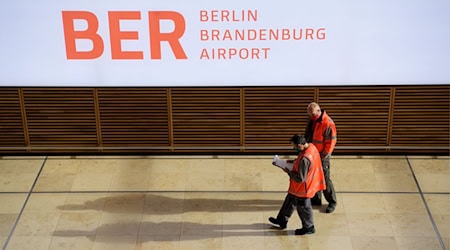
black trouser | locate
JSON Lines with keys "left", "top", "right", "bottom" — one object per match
{"left": 276, "top": 193, "right": 314, "bottom": 229}
{"left": 311, "top": 158, "right": 337, "bottom": 206}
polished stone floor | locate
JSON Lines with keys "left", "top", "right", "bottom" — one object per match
{"left": 0, "top": 155, "right": 448, "bottom": 250}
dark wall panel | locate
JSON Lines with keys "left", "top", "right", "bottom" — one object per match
{"left": 0, "top": 85, "right": 448, "bottom": 155}
{"left": 0, "top": 89, "right": 25, "bottom": 153}
{"left": 97, "top": 88, "right": 170, "bottom": 153}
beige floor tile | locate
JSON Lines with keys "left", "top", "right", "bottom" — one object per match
{"left": 41, "top": 159, "right": 80, "bottom": 175}
{"left": 351, "top": 236, "right": 398, "bottom": 250}
{"left": 184, "top": 159, "right": 225, "bottom": 169}
{"left": 221, "top": 192, "right": 281, "bottom": 213}
{"left": 0, "top": 237, "right": 6, "bottom": 248}
{"left": 342, "top": 193, "right": 386, "bottom": 214}
{"left": 0, "top": 155, "right": 447, "bottom": 250}
{"left": 7, "top": 236, "right": 52, "bottom": 250}
{"left": 388, "top": 214, "right": 436, "bottom": 237}
{"left": 147, "top": 168, "right": 187, "bottom": 191}
{"left": 71, "top": 173, "right": 114, "bottom": 191}
{"left": 0, "top": 194, "right": 27, "bottom": 213}
{"left": 410, "top": 158, "right": 450, "bottom": 192}
{"left": 346, "top": 213, "right": 394, "bottom": 237}
{"left": 53, "top": 211, "right": 103, "bottom": 236}
{"left": 92, "top": 235, "right": 138, "bottom": 250}
{"left": 96, "top": 213, "right": 142, "bottom": 236}
{"left": 13, "top": 212, "right": 61, "bottom": 236}
{"left": 334, "top": 173, "right": 378, "bottom": 192}
{"left": 375, "top": 173, "right": 418, "bottom": 192}
{"left": 382, "top": 194, "right": 428, "bottom": 214}
{"left": 183, "top": 192, "right": 225, "bottom": 214}
{"left": 178, "top": 236, "right": 222, "bottom": 250}
{"left": 395, "top": 237, "right": 442, "bottom": 250}
{"left": 109, "top": 173, "right": 150, "bottom": 191}
{"left": 33, "top": 173, "right": 77, "bottom": 192}
{"left": 185, "top": 161, "right": 225, "bottom": 191}
{"left": 48, "top": 235, "right": 94, "bottom": 250}
{"left": 314, "top": 212, "right": 350, "bottom": 236}
{"left": 76, "top": 159, "right": 118, "bottom": 174}
{"left": 222, "top": 235, "right": 266, "bottom": 250}
{"left": 414, "top": 173, "right": 450, "bottom": 193}
{"left": 371, "top": 158, "right": 411, "bottom": 173}
{"left": 263, "top": 235, "right": 309, "bottom": 250}
{"left": 224, "top": 158, "right": 269, "bottom": 170}
{"left": 424, "top": 194, "right": 450, "bottom": 215}
{"left": 408, "top": 158, "right": 450, "bottom": 174}
{"left": 261, "top": 170, "right": 290, "bottom": 192}
{"left": 223, "top": 171, "right": 262, "bottom": 191}
{"left": 102, "top": 193, "right": 145, "bottom": 214}
{"left": 361, "top": 156, "right": 406, "bottom": 159}
{"left": 136, "top": 235, "right": 181, "bottom": 250}
{"left": 433, "top": 214, "right": 449, "bottom": 241}
{"left": 0, "top": 159, "right": 44, "bottom": 174}
{"left": 109, "top": 160, "right": 152, "bottom": 191}
{"left": 61, "top": 193, "right": 108, "bottom": 212}
{"left": 139, "top": 214, "right": 183, "bottom": 236}
{"left": 222, "top": 211, "right": 265, "bottom": 236}
{"left": 181, "top": 212, "right": 223, "bottom": 236}
{"left": 332, "top": 159, "right": 375, "bottom": 174}
{"left": 23, "top": 193, "right": 68, "bottom": 213}
{"left": 0, "top": 174, "right": 39, "bottom": 192}
{"left": 308, "top": 235, "right": 354, "bottom": 250}
{"left": 0, "top": 213, "right": 18, "bottom": 236}
{"left": 144, "top": 193, "right": 185, "bottom": 215}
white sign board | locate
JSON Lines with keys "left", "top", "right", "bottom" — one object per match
{"left": 1, "top": 0, "right": 449, "bottom": 86}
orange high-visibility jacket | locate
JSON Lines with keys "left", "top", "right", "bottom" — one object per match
{"left": 288, "top": 144, "right": 326, "bottom": 198}
{"left": 309, "top": 110, "right": 337, "bottom": 158}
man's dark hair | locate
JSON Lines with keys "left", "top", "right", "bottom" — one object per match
{"left": 290, "top": 134, "right": 307, "bottom": 145}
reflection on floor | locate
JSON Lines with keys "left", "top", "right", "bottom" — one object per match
{"left": 0, "top": 155, "right": 448, "bottom": 250}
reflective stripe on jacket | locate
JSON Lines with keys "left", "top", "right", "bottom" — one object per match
{"left": 288, "top": 144, "right": 326, "bottom": 198}
{"left": 310, "top": 110, "right": 337, "bottom": 158}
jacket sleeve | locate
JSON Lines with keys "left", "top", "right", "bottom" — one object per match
{"left": 322, "top": 123, "right": 337, "bottom": 158}
{"left": 288, "top": 157, "right": 310, "bottom": 183}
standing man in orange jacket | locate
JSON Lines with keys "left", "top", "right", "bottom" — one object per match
{"left": 268, "top": 134, "right": 326, "bottom": 235}
{"left": 304, "top": 102, "right": 338, "bottom": 213}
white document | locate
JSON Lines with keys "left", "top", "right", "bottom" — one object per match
{"left": 272, "top": 155, "right": 294, "bottom": 171}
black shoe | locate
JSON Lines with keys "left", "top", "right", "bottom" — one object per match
{"left": 268, "top": 217, "right": 287, "bottom": 229}
{"left": 295, "top": 226, "right": 315, "bottom": 235}
{"left": 326, "top": 204, "right": 336, "bottom": 213}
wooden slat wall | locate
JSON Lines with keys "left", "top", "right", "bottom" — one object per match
{"left": 0, "top": 89, "right": 25, "bottom": 152}
{"left": 244, "top": 87, "right": 314, "bottom": 153}
{"left": 22, "top": 88, "right": 98, "bottom": 152}
{"left": 318, "top": 87, "right": 391, "bottom": 153}
{"left": 0, "top": 86, "right": 448, "bottom": 154}
{"left": 97, "top": 88, "right": 170, "bottom": 153}
{"left": 171, "top": 88, "right": 241, "bottom": 152}
{"left": 390, "top": 86, "right": 450, "bottom": 153}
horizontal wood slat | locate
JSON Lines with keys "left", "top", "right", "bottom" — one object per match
{"left": 244, "top": 87, "right": 314, "bottom": 153}
{"left": 0, "top": 86, "right": 448, "bottom": 154}
{"left": 97, "top": 88, "right": 169, "bottom": 152}
{"left": 0, "top": 89, "right": 25, "bottom": 152}
{"left": 391, "top": 86, "right": 450, "bottom": 151}
{"left": 171, "top": 88, "right": 241, "bottom": 151}
{"left": 22, "top": 89, "right": 97, "bottom": 152}
{"left": 318, "top": 87, "right": 391, "bottom": 153}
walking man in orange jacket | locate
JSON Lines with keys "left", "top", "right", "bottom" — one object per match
{"left": 305, "top": 102, "right": 338, "bottom": 213}
{"left": 269, "top": 134, "right": 326, "bottom": 235}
